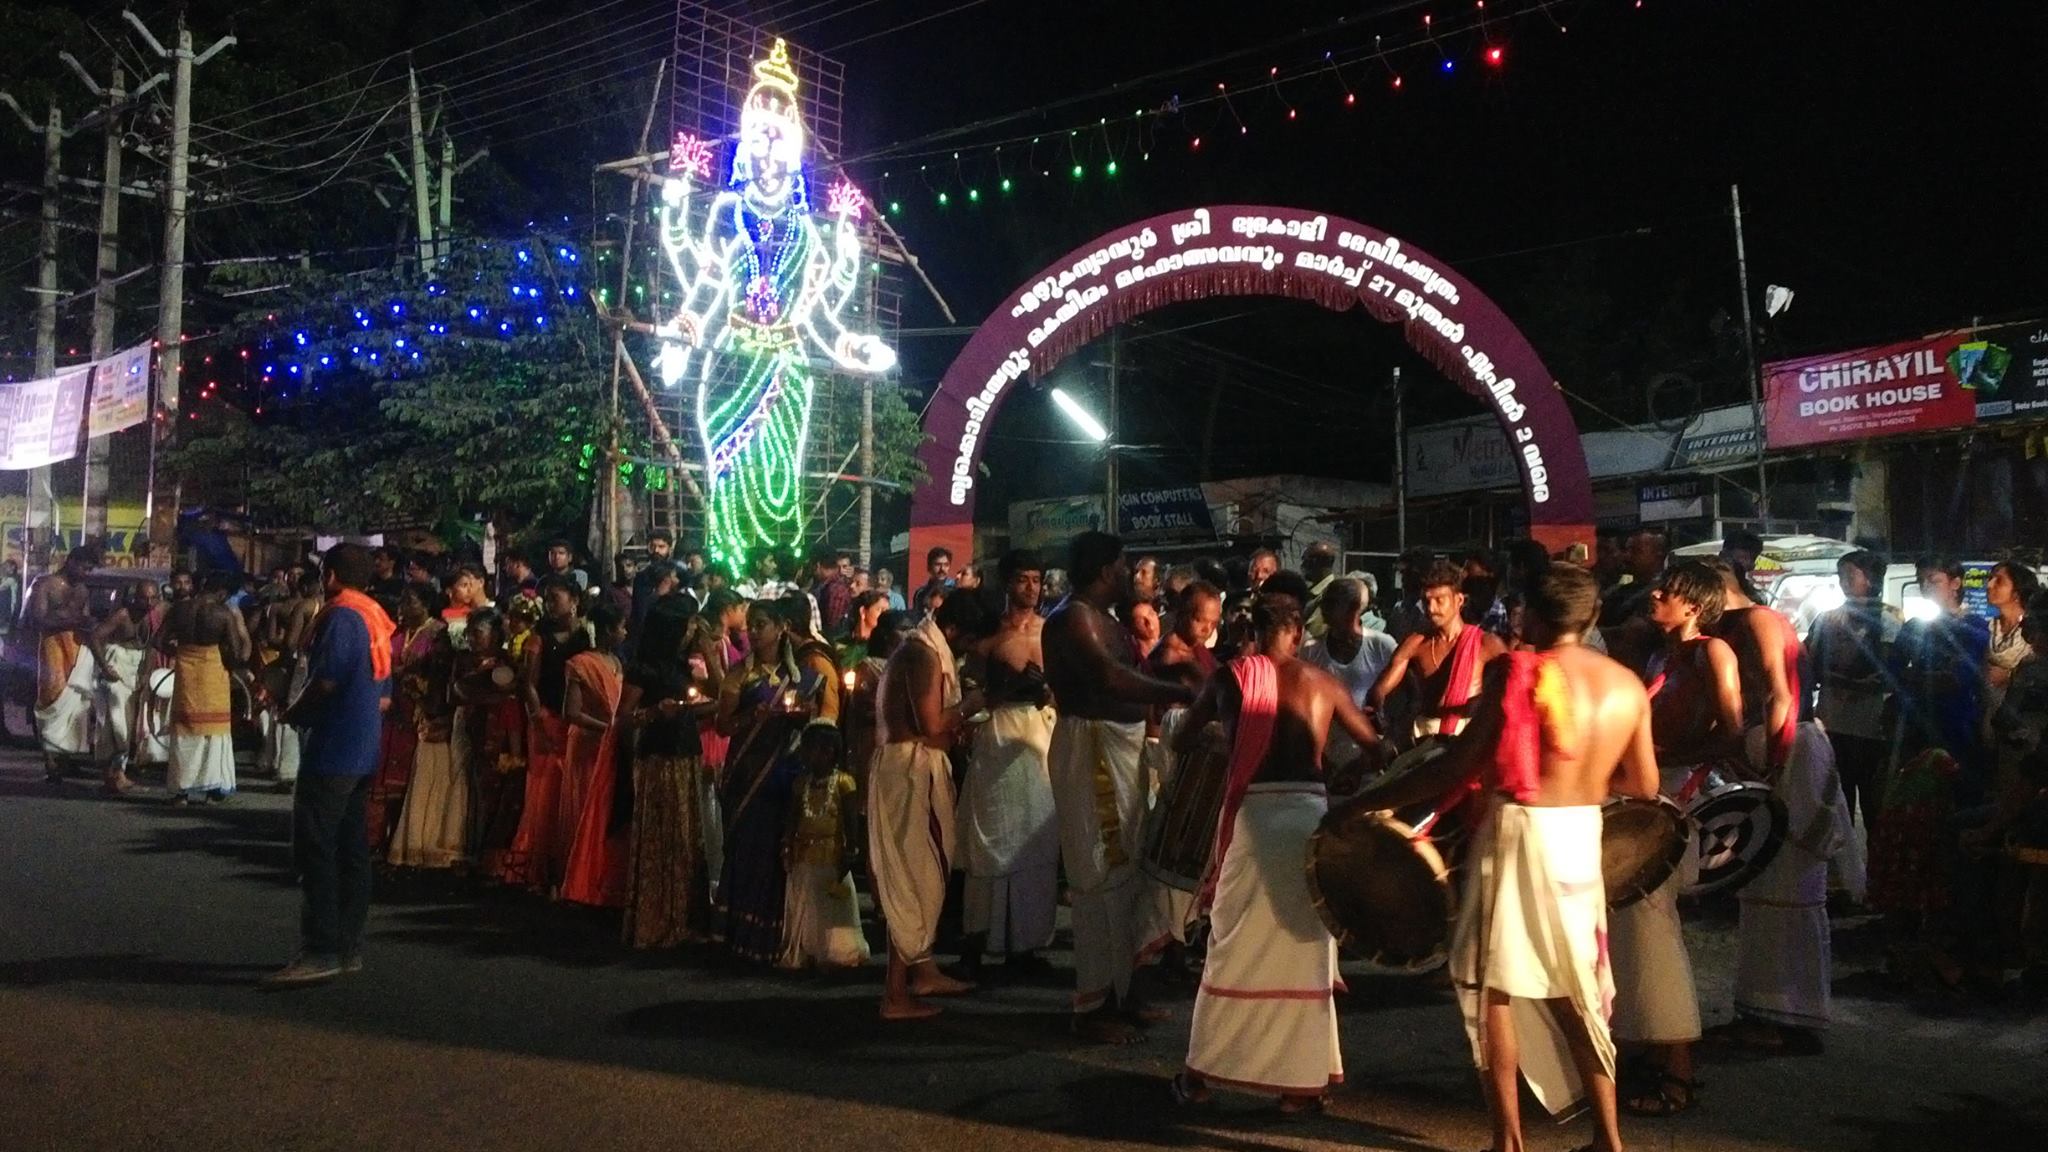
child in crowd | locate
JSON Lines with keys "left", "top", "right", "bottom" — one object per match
{"left": 779, "top": 721, "right": 870, "bottom": 971}
{"left": 457, "top": 610, "right": 529, "bottom": 877}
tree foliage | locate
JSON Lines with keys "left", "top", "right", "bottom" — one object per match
{"left": 168, "top": 233, "right": 615, "bottom": 538}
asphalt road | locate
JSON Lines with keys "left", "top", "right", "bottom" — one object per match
{"left": 2, "top": 747, "right": 2044, "bottom": 1152}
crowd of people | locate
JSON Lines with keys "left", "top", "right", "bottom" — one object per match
{"left": 13, "top": 520, "right": 2048, "bottom": 1152}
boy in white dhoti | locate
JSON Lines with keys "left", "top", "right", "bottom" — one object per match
{"left": 1611, "top": 561, "right": 1743, "bottom": 1117}
{"left": 1043, "top": 532, "right": 1195, "bottom": 1043}
{"left": 1372, "top": 564, "right": 1658, "bottom": 1152}
{"left": 1170, "top": 587, "right": 1382, "bottom": 1112}
{"left": 872, "top": 602, "right": 983, "bottom": 1019}
{"left": 956, "top": 551, "right": 1060, "bottom": 979}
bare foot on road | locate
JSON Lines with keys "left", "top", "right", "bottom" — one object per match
{"left": 910, "top": 970, "right": 975, "bottom": 997}
{"left": 880, "top": 998, "right": 943, "bottom": 1021}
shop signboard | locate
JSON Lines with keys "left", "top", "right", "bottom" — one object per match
{"left": 1115, "top": 485, "right": 1216, "bottom": 543}
{"left": 1957, "top": 320, "right": 2048, "bottom": 422}
{"left": 1639, "top": 479, "right": 1707, "bottom": 522}
{"left": 1008, "top": 495, "right": 1106, "bottom": 553}
{"left": 1764, "top": 334, "right": 1982, "bottom": 449}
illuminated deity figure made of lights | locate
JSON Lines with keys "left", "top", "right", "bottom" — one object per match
{"left": 654, "top": 38, "right": 894, "bottom": 568}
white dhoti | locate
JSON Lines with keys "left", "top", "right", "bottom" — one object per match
{"left": 134, "top": 669, "right": 174, "bottom": 767}
{"left": 388, "top": 738, "right": 470, "bottom": 868}
{"left": 1049, "top": 715, "right": 1149, "bottom": 1013}
{"left": 958, "top": 702, "right": 1060, "bottom": 953}
{"left": 1609, "top": 762, "right": 1703, "bottom": 1044}
{"left": 782, "top": 862, "right": 872, "bottom": 969}
{"left": 868, "top": 740, "right": 958, "bottom": 965}
{"left": 1186, "top": 784, "right": 1342, "bottom": 1094}
{"left": 1453, "top": 802, "right": 1616, "bottom": 1116}
{"left": 266, "top": 656, "right": 308, "bottom": 784}
{"left": 93, "top": 646, "right": 144, "bottom": 763}
{"left": 168, "top": 734, "right": 237, "bottom": 795}
{"left": 1736, "top": 722, "right": 1846, "bottom": 1030}
{"left": 36, "top": 646, "right": 96, "bottom": 757}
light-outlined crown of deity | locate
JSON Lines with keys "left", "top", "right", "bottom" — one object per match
{"left": 745, "top": 38, "right": 801, "bottom": 122}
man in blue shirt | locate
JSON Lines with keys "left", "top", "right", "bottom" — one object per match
{"left": 267, "top": 543, "right": 393, "bottom": 986}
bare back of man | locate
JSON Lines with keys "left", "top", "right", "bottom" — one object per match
{"left": 1202, "top": 658, "right": 1378, "bottom": 786}
{"left": 1526, "top": 644, "right": 1659, "bottom": 807}
{"left": 1044, "top": 599, "right": 1150, "bottom": 723}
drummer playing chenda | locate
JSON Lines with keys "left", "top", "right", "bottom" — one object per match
{"left": 1608, "top": 561, "right": 1742, "bottom": 1120}
{"left": 1369, "top": 560, "right": 1506, "bottom": 743}
{"left": 1168, "top": 584, "right": 1384, "bottom": 1113}
{"left": 1367, "top": 563, "right": 1657, "bottom": 1152}
{"left": 1042, "top": 531, "right": 1197, "bottom": 1042}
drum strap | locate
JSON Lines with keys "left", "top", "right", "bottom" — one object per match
{"left": 1674, "top": 764, "right": 1714, "bottom": 805}
{"left": 1787, "top": 757, "right": 1845, "bottom": 861}
{"left": 1089, "top": 723, "right": 1128, "bottom": 870}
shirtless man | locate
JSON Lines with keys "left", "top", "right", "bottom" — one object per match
{"left": 88, "top": 584, "right": 155, "bottom": 793}
{"left": 157, "top": 572, "right": 252, "bottom": 804}
{"left": 267, "top": 571, "right": 325, "bottom": 789}
{"left": 956, "top": 551, "right": 1061, "bottom": 980}
{"left": 1042, "top": 531, "right": 1195, "bottom": 1041}
{"left": 1171, "top": 591, "right": 1383, "bottom": 1111}
{"left": 1610, "top": 561, "right": 1742, "bottom": 1118}
{"left": 1708, "top": 558, "right": 1846, "bottom": 1055}
{"left": 1370, "top": 559, "right": 1507, "bottom": 745}
{"left": 872, "top": 594, "right": 984, "bottom": 1019}
{"left": 26, "top": 545, "right": 103, "bottom": 778}
{"left": 1369, "top": 563, "right": 1658, "bottom": 1152}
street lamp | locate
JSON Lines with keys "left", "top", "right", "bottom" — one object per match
{"left": 1050, "top": 384, "right": 1117, "bottom": 532}
{"left": 1050, "top": 387, "right": 1108, "bottom": 442}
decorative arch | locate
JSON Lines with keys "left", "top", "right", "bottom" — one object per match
{"left": 909, "top": 205, "right": 1593, "bottom": 565}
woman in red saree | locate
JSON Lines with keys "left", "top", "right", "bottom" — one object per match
{"left": 496, "top": 579, "right": 590, "bottom": 890}
{"left": 560, "top": 606, "right": 629, "bottom": 907}
{"left": 370, "top": 584, "right": 447, "bottom": 852}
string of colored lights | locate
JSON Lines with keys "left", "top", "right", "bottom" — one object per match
{"left": 850, "top": 0, "right": 1593, "bottom": 217}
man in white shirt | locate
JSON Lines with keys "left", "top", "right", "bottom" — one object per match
{"left": 1301, "top": 576, "right": 1396, "bottom": 765}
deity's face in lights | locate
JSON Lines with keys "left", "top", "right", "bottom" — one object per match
{"left": 738, "top": 107, "right": 803, "bottom": 211}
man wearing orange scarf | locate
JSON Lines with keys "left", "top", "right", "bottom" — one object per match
{"left": 268, "top": 544, "right": 395, "bottom": 986}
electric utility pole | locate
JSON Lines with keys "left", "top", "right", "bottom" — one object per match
{"left": 73, "top": 58, "right": 125, "bottom": 542}
{"left": 858, "top": 376, "right": 874, "bottom": 565}
{"left": 1105, "top": 327, "right": 1121, "bottom": 532}
{"left": 126, "top": 9, "right": 233, "bottom": 551}
{"left": 407, "top": 65, "right": 434, "bottom": 270}
{"left": 0, "top": 93, "right": 68, "bottom": 567}
{"left": 1731, "top": 184, "right": 1770, "bottom": 527}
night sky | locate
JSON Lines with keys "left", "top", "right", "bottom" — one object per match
{"left": 783, "top": 0, "right": 2047, "bottom": 509}
{"left": 5, "top": 0, "right": 2041, "bottom": 526}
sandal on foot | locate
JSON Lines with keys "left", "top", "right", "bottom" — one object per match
{"left": 1623, "top": 1071, "right": 1698, "bottom": 1117}
{"left": 1169, "top": 1072, "right": 1211, "bottom": 1106}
